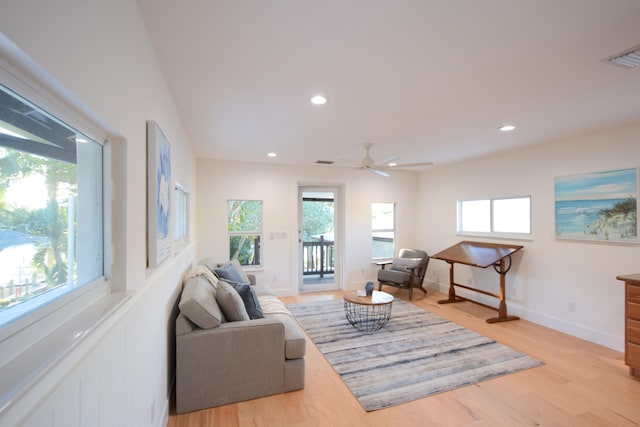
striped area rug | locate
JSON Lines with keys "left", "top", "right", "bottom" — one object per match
{"left": 287, "top": 298, "right": 543, "bottom": 411}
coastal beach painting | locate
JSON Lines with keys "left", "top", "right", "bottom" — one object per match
{"left": 555, "top": 168, "right": 638, "bottom": 242}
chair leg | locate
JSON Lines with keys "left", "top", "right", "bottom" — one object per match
{"left": 408, "top": 287, "right": 413, "bottom": 300}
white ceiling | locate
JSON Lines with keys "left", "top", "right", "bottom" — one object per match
{"left": 137, "top": 0, "right": 640, "bottom": 170}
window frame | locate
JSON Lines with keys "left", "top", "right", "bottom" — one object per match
{"left": 227, "top": 199, "right": 263, "bottom": 267}
{"left": 174, "top": 182, "right": 189, "bottom": 251}
{"left": 0, "top": 37, "right": 111, "bottom": 353}
{"left": 457, "top": 195, "right": 532, "bottom": 239}
{"left": 371, "top": 202, "right": 396, "bottom": 260}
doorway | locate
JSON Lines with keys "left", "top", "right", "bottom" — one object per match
{"left": 298, "top": 185, "right": 342, "bottom": 292}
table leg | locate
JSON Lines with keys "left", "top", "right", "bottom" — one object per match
{"left": 438, "top": 261, "right": 465, "bottom": 305}
{"left": 486, "top": 258, "right": 519, "bottom": 323}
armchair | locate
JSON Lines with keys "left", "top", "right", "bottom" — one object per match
{"left": 377, "top": 248, "right": 429, "bottom": 300}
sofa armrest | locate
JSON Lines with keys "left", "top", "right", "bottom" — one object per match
{"left": 176, "top": 317, "right": 287, "bottom": 413}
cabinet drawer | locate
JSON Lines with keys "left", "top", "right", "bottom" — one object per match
{"left": 628, "top": 302, "right": 640, "bottom": 320}
{"left": 628, "top": 284, "right": 640, "bottom": 304}
{"left": 628, "top": 319, "right": 640, "bottom": 344}
{"left": 627, "top": 341, "right": 640, "bottom": 369}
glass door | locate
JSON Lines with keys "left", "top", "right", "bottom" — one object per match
{"left": 298, "top": 186, "right": 341, "bottom": 292}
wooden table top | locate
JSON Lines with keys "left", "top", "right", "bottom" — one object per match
{"left": 432, "top": 241, "right": 523, "bottom": 268}
{"left": 343, "top": 291, "right": 393, "bottom": 306}
{"left": 617, "top": 273, "right": 640, "bottom": 285}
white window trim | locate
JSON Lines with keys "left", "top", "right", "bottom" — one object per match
{"left": 457, "top": 195, "right": 532, "bottom": 241}
{"left": 371, "top": 202, "right": 396, "bottom": 260}
{"left": 174, "top": 182, "right": 190, "bottom": 252}
{"left": 0, "top": 33, "right": 119, "bottom": 414}
{"left": 227, "top": 200, "right": 263, "bottom": 267}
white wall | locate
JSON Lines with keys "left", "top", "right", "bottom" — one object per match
{"left": 0, "top": 2, "right": 635, "bottom": 425}
{"left": 197, "top": 160, "right": 419, "bottom": 294}
{"left": 418, "top": 121, "right": 640, "bottom": 351}
{"left": 0, "top": 1, "right": 196, "bottom": 426}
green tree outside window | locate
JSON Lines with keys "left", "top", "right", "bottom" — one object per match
{"left": 227, "top": 200, "right": 262, "bottom": 265}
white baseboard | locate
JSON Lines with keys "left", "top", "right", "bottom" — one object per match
{"left": 429, "top": 282, "right": 623, "bottom": 352}
{"left": 161, "top": 373, "right": 174, "bottom": 427}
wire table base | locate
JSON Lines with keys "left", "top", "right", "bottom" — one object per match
{"left": 343, "top": 293, "right": 393, "bottom": 332}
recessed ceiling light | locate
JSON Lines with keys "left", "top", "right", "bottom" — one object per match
{"left": 388, "top": 162, "right": 397, "bottom": 167}
{"left": 499, "top": 125, "right": 516, "bottom": 132}
{"left": 267, "top": 152, "right": 277, "bottom": 158}
{"left": 310, "top": 95, "right": 327, "bottom": 105}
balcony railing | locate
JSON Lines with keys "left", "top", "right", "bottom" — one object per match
{"left": 302, "top": 235, "right": 334, "bottom": 277}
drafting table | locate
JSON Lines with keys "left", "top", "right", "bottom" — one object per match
{"left": 432, "top": 241, "right": 523, "bottom": 323}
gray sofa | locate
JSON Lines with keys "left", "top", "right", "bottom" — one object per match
{"left": 175, "top": 262, "right": 306, "bottom": 414}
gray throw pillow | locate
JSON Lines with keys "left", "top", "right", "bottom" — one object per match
{"left": 224, "top": 280, "right": 264, "bottom": 319}
{"left": 215, "top": 261, "right": 250, "bottom": 285}
{"left": 215, "top": 280, "right": 250, "bottom": 321}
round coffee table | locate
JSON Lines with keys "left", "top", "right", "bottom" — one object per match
{"left": 343, "top": 291, "right": 393, "bottom": 332}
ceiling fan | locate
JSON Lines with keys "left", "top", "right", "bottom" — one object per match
{"left": 342, "top": 143, "right": 433, "bottom": 177}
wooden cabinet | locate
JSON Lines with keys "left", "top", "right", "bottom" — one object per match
{"left": 617, "top": 273, "right": 640, "bottom": 377}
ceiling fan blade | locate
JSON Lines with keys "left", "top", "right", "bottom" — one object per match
{"left": 387, "top": 161, "right": 434, "bottom": 168}
{"left": 378, "top": 155, "right": 399, "bottom": 165}
{"left": 367, "top": 167, "right": 389, "bottom": 177}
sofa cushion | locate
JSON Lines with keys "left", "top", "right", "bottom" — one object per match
{"left": 216, "top": 280, "right": 250, "bottom": 321}
{"left": 184, "top": 265, "right": 219, "bottom": 290}
{"left": 178, "top": 276, "right": 224, "bottom": 329}
{"left": 198, "top": 257, "right": 218, "bottom": 275}
{"left": 252, "top": 282, "right": 275, "bottom": 296}
{"left": 215, "top": 260, "right": 251, "bottom": 284}
{"left": 224, "top": 280, "right": 264, "bottom": 319}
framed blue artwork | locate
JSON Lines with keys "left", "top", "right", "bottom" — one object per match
{"left": 147, "top": 120, "right": 172, "bottom": 267}
{"left": 555, "top": 168, "right": 638, "bottom": 243}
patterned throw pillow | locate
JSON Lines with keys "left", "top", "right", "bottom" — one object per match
{"left": 224, "top": 280, "right": 265, "bottom": 319}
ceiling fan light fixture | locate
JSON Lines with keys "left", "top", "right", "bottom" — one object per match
{"left": 310, "top": 95, "right": 327, "bottom": 105}
{"left": 388, "top": 162, "right": 397, "bottom": 167}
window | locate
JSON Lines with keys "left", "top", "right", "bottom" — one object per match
{"left": 372, "top": 202, "right": 395, "bottom": 259}
{"left": 458, "top": 196, "right": 531, "bottom": 236}
{"left": 227, "top": 200, "right": 262, "bottom": 266}
{"left": 174, "top": 182, "right": 189, "bottom": 250}
{"left": 0, "top": 83, "right": 104, "bottom": 329}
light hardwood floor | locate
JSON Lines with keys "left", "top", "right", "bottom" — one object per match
{"left": 168, "top": 289, "right": 640, "bottom": 426}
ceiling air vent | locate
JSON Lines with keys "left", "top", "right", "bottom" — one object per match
{"left": 316, "top": 160, "right": 334, "bottom": 165}
{"left": 607, "top": 45, "right": 640, "bottom": 68}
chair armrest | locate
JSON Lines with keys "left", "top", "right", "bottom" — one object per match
{"left": 376, "top": 260, "right": 393, "bottom": 269}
